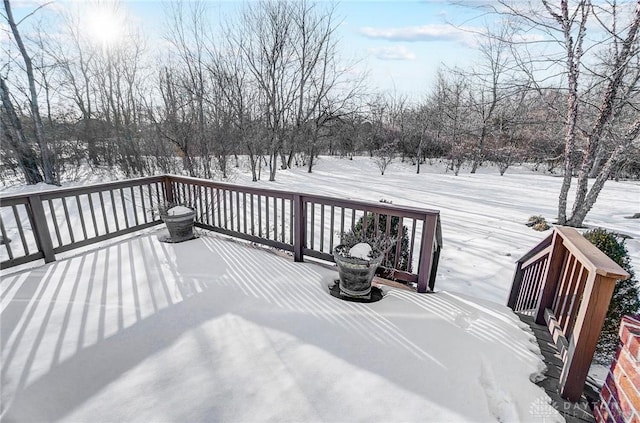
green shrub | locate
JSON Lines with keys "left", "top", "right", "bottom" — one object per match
{"left": 583, "top": 228, "right": 640, "bottom": 363}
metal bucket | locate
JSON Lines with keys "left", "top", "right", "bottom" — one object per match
{"left": 333, "top": 245, "right": 383, "bottom": 298}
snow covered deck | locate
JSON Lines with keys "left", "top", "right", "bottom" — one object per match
{"left": 2, "top": 229, "right": 560, "bottom": 422}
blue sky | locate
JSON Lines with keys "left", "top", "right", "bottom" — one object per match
{"left": 336, "top": 1, "right": 481, "bottom": 96}
{"left": 125, "top": 0, "right": 483, "bottom": 97}
{"left": 5, "top": 0, "right": 484, "bottom": 99}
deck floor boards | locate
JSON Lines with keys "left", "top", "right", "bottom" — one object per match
{"left": 518, "top": 314, "right": 596, "bottom": 423}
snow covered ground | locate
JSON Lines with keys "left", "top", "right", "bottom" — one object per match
{"left": 1, "top": 156, "right": 638, "bottom": 422}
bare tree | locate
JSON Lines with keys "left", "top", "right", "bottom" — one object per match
{"left": 231, "top": 0, "right": 356, "bottom": 180}
{"left": 496, "top": 0, "right": 640, "bottom": 226}
{"left": 568, "top": 2, "right": 640, "bottom": 226}
{"left": 372, "top": 141, "right": 396, "bottom": 176}
{"left": 232, "top": 0, "right": 296, "bottom": 181}
{"left": 431, "top": 69, "right": 470, "bottom": 176}
{"left": 2, "top": 0, "right": 56, "bottom": 184}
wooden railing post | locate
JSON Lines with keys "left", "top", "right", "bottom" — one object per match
{"left": 163, "top": 176, "right": 175, "bottom": 204}
{"left": 534, "top": 230, "right": 566, "bottom": 324}
{"left": 293, "top": 194, "right": 305, "bottom": 262}
{"left": 428, "top": 244, "right": 441, "bottom": 292}
{"left": 417, "top": 214, "right": 437, "bottom": 293}
{"left": 559, "top": 273, "right": 617, "bottom": 402}
{"left": 27, "top": 194, "right": 55, "bottom": 263}
{"left": 507, "top": 261, "right": 524, "bottom": 310}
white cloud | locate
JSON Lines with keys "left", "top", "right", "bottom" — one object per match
{"left": 368, "top": 45, "right": 416, "bottom": 61}
{"left": 359, "top": 24, "right": 469, "bottom": 42}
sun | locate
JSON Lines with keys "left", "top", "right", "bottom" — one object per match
{"left": 85, "top": 4, "right": 125, "bottom": 48}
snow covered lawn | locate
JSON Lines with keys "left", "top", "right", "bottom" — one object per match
{"left": 2, "top": 231, "right": 558, "bottom": 422}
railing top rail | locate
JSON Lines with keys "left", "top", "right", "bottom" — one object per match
{"left": 168, "top": 175, "right": 440, "bottom": 220}
{"left": 516, "top": 233, "right": 553, "bottom": 265}
{"left": 0, "top": 175, "right": 166, "bottom": 201}
{"left": 555, "top": 226, "right": 629, "bottom": 280}
{"left": 168, "top": 175, "right": 295, "bottom": 199}
{"left": 299, "top": 193, "right": 440, "bottom": 219}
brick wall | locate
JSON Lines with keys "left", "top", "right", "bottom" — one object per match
{"left": 595, "top": 315, "right": 640, "bottom": 423}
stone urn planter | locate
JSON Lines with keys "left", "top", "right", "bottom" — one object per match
{"left": 333, "top": 243, "right": 384, "bottom": 298}
{"left": 161, "top": 205, "right": 196, "bottom": 243}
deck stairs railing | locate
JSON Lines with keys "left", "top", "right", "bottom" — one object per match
{"left": 508, "top": 227, "right": 629, "bottom": 402}
{"left": 0, "top": 175, "right": 442, "bottom": 293}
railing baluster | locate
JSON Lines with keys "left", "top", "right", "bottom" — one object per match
{"left": 559, "top": 264, "right": 585, "bottom": 332}
{"left": 293, "top": 194, "right": 305, "bottom": 262}
{"left": 265, "top": 196, "right": 270, "bottom": 240}
{"left": 250, "top": 194, "right": 255, "bottom": 236}
{"left": 216, "top": 188, "right": 222, "bottom": 227}
{"left": 257, "top": 195, "right": 262, "bottom": 238}
{"left": 130, "top": 186, "right": 139, "bottom": 226}
{"left": 408, "top": 219, "right": 416, "bottom": 273}
{"left": 222, "top": 190, "right": 228, "bottom": 229}
{"left": 87, "top": 193, "right": 100, "bottom": 237}
{"left": 319, "top": 204, "right": 325, "bottom": 252}
{"left": 243, "top": 192, "right": 247, "bottom": 234}
{"left": 281, "top": 198, "right": 285, "bottom": 243}
{"left": 289, "top": 198, "right": 294, "bottom": 247}
{"left": 0, "top": 215, "right": 14, "bottom": 260}
{"left": 565, "top": 268, "right": 588, "bottom": 338}
{"left": 362, "top": 209, "right": 368, "bottom": 236}
{"left": 154, "top": 183, "right": 162, "bottom": 217}
{"left": 385, "top": 214, "right": 391, "bottom": 238}
{"left": 99, "top": 191, "right": 110, "bottom": 233}
{"left": 62, "top": 197, "right": 75, "bottom": 244}
{"left": 75, "top": 195, "right": 88, "bottom": 240}
{"left": 329, "top": 205, "right": 335, "bottom": 253}
{"left": 109, "top": 190, "right": 119, "bottom": 231}
{"left": 204, "top": 187, "right": 210, "bottom": 226}
{"left": 372, "top": 213, "right": 378, "bottom": 237}
{"left": 234, "top": 191, "right": 239, "bottom": 231}
{"left": 394, "top": 217, "right": 404, "bottom": 269}
{"left": 146, "top": 184, "right": 153, "bottom": 221}
{"left": 554, "top": 255, "right": 577, "bottom": 316}
{"left": 12, "top": 205, "right": 29, "bottom": 255}
{"left": 273, "top": 196, "right": 277, "bottom": 240}
{"left": 119, "top": 188, "right": 129, "bottom": 229}
{"left": 48, "top": 199, "right": 63, "bottom": 247}
{"left": 309, "top": 202, "right": 315, "bottom": 249}
{"left": 229, "top": 190, "right": 235, "bottom": 231}
{"left": 139, "top": 186, "right": 148, "bottom": 224}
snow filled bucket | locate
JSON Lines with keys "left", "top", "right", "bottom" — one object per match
{"left": 162, "top": 206, "right": 196, "bottom": 243}
{"left": 333, "top": 244, "right": 384, "bottom": 298}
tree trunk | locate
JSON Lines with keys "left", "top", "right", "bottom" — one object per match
{"left": 4, "top": 0, "right": 56, "bottom": 185}
{"left": 269, "top": 151, "right": 277, "bottom": 181}
{"left": 0, "top": 76, "right": 44, "bottom": 184}
{"left": 567, "top": 118, "right": 640, "bottom": 227}
{"left": 307, "top": 149, "right": 315, "bottom": 173}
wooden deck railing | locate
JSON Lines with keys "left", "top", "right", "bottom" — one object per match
{"left": 508, "top": 227, "right": 630, "bottom": 402}
{"left": 0, "top": 175, "right": 442, "bottom": 293}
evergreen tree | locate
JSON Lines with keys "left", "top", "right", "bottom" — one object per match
{"left": 350, "top": 212, "right": 410, "bottom": 272}
{"left": 583, "top": 228, "right": 640, "bottom": 362}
